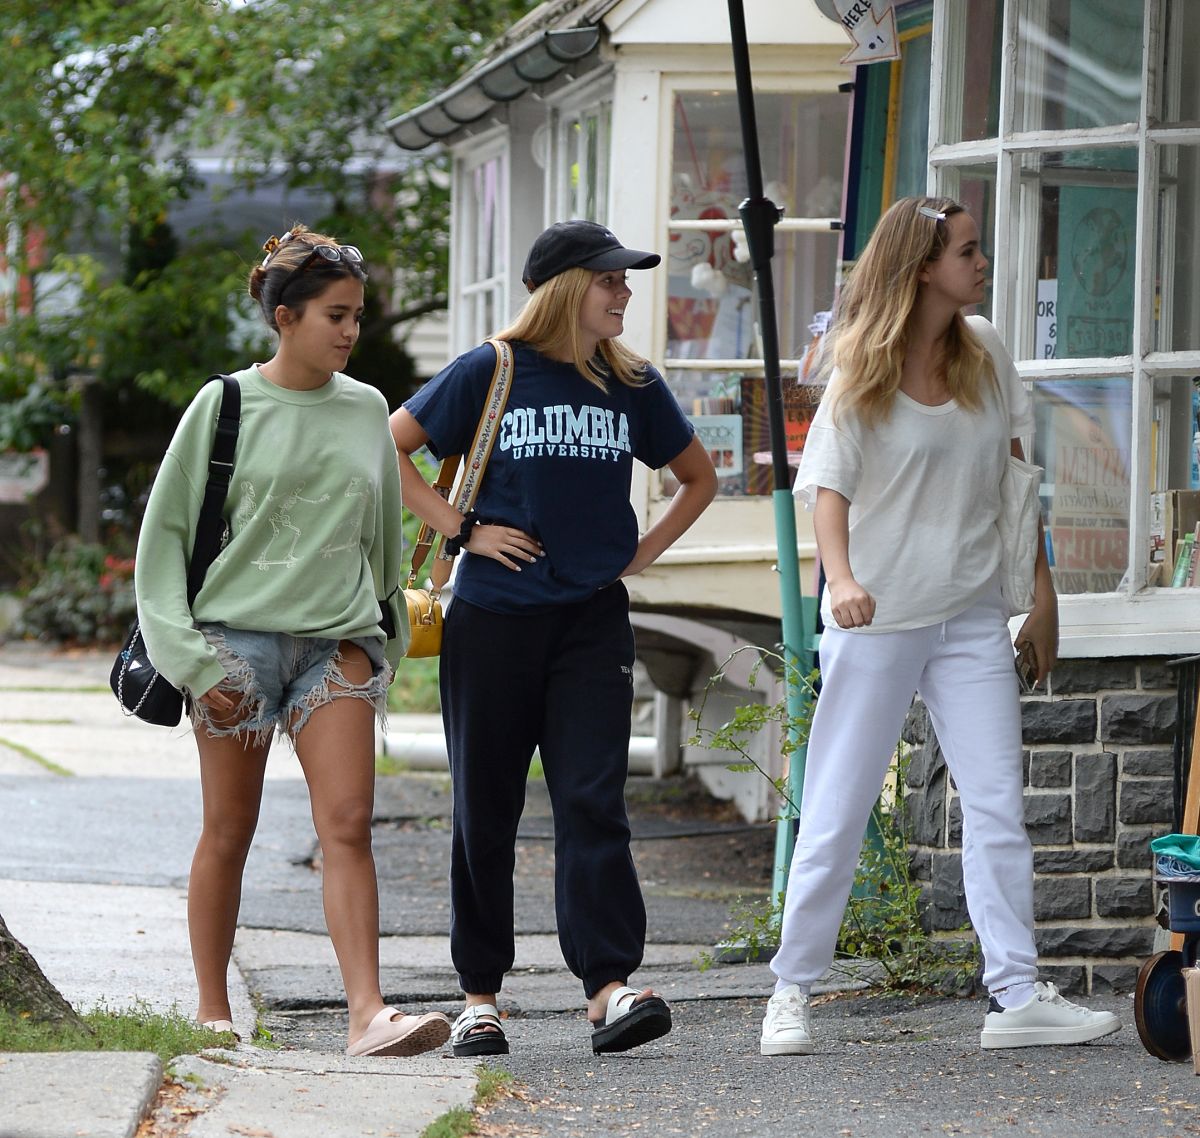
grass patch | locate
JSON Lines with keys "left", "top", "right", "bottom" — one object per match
{"left": 474, "top": 1063, "right": 514, "bottom": 1106}
{"left": 419, "top": 1105, "right": 474, "bottom": 1138}
{"left": 388, "top": 656, "right": 440, "bottom": 714}
{"left": 0, "top": 734, "right": 74, "bottom": 777}
{"left": 0, "top": 1003, "right": 236, "bottom": 1064}
{"left": 417, "top": 1064, "right": 517, "bottom": 1138}
{"left": 375, "top": 753, "right": 410, "bottom": 776}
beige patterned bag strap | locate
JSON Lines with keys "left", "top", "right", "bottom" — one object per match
{"left": 408, "top": 338, "right": 515, "bottom": 591}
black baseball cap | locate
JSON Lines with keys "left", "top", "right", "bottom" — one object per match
{"left": 522, "top": 220, "right": 661, "bottom": 290}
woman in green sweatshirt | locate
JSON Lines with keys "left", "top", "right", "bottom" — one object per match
{"left": 133, "top": 225, "right": 449, "bottom": 1058}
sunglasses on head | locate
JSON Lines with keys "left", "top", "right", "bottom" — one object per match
{"left": 274, "top": 242, "right": 365, "bottom": 302}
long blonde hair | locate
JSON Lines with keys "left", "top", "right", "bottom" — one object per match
{"left": 827, "top": 195, "right": 994, "bottom": 426}
{"left": 496, "top": 267, "right": 649, "bottom": 392}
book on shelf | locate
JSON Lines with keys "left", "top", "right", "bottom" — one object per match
{"left": 740, "top": 377, "right": 824, "bottom": 495}
{"left": 1170, "top": 523, "right": 1200, "bottom": 587}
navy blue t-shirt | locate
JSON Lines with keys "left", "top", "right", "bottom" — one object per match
{"left": 405, "top": 342, "right": 695, "bottom": 614}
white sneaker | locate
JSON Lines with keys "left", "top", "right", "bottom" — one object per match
{"left": 979, "top": 981, "right": 1120, "bottom": 1049}
{"left": 760, "top": 984, "right": 814, "bottom": 1055}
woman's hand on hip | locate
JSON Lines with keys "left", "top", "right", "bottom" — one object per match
{"left": 828, "top": 577, "right": 876, "bottom": 628}
{"left": 464, "top": 524, "right": 543, "bottom": 571}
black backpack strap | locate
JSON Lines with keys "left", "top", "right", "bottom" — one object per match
{"left": 186, "top": 375, "right": 241, "bottom": 606}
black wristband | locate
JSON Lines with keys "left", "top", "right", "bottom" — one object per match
{"left": 444, "top": 511, "right": 480, "bottom": 557}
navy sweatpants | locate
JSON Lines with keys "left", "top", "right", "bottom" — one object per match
{"left": 438, "top": 582, "right": 646, "bottom": 999}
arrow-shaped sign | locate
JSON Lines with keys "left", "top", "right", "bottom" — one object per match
{"left": 812, "top": 0, "right": 901, "bottom": 65}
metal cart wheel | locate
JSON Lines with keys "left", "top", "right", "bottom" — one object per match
{"left": 1134, "top": 949, "right": 1193, "bottom": 1062}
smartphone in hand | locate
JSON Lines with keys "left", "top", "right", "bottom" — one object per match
{"left": 1015, "top": 643, "right": 1038, "bottom": 694}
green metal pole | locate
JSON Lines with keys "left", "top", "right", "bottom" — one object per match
{"left": 769, "top": 487, "right": 811, "bottom": 905}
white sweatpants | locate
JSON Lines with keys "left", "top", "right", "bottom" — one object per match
{"left": 770, "top": 584, "right": 1039, "bottom": 994}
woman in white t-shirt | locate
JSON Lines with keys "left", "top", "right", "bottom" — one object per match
{"left": 759, "top": 197, "right": 1120, "bottom": 1055}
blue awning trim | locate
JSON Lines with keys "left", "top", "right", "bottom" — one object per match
{"left": 387, "top": 26, "right": 603, "bottom": 151}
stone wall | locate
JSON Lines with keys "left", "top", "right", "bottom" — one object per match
{"left": 902, "top": 656, "right": 1182, "bottom": 995}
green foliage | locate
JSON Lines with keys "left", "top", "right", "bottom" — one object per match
{"left": 0, "top": 0, "right": 535, "bottom": 331}
{"left": 386, "top": 656, "right": 441, "bottom": 715}
{"left": 0, "top": 383, "right": 74, "bottom": 453}
{"left": 417, "top": 1066, "right": 516, "bottom": 1138}
{"left": 0, "top": 1002, "right": 236, "bottom": 1065}
{"left": 473, "top": 1063, "right": 515, "bottom": 1106}
{"left": 698, "top": 890, "right": 788, "bottom": 972}
{"left": 687, "top": 645, "right": 817, "bottom": 812}
{"left": 15, "top": 539, "right": 136, "bottom": 645}
{"left": 419, "top": 1106, "right": 475, "bottom": 1138}
{"left": 690, "top": 646, "right": 980, "bottom": 995}
{"left": 0, "top": 0, "right": 535, "bottom": 504}
{"left": 832, "top": 773, "right": 980, "bottom": 995}
{"left": 385, "top": 449, "right": 446, "bottom": 715}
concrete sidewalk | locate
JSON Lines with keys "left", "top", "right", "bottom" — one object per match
{"left": 2, "top": 642, "right": 1192, "bottom": 1138}
{"left": 0, "top": 643, "right": 477, "bottom": 1138}
{"left": 0, "top": 642, "right": 781, "bottom": 1137}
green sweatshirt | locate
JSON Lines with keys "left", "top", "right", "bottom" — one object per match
{"left": 134, "top": 367, "right": 407, "bottom": 698}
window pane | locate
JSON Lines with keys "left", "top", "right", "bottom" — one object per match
{"left": 1014, "top": 0, "right": 1142, "bottom": 132}
{"left": 1160, "top": 0, "right": 1200, "bottom": 124}
{"left": 563, "top": 104, "right": 611, "bottom": 223}
{"left": 1155, "top": 144, "right": 1200, "bottom": 353}
{"left": 943, "top": 0, "right": 1001, "bottom": 143}
{"left": 1149, "top": 377, "right": 1200, "bottom": 586}
{"left": 1014, "top": 148, "right": 1137, "bottom": 360}
{"left": 466, "top": 157, "right": 501, "bottom": 285}
{"left": 666, "top": 90, "right": 845, "bottom": 498}
{"left": 1033, "top": 377, "right": 1131, "bottom": 594}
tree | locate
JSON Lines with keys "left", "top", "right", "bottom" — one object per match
{"left": 0, "top": 912, "right": 86, "bottom": 1029}
{"left": 0, "top": 0, "right": 532, "bottom": 449}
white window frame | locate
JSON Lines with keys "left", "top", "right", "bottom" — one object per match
{"left": 659, "top": 76, "right": 844, "bottom": 385}
{"left": 929, "top": 0, "right": 1200, "bottom": 654}
{"left": 545, "top": 70, "right": 615, "bottom": 226}
{"left": 450, "top": 130, "right": 510, "bottom": 356}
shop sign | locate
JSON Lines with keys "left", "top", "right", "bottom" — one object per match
{"left": 812, "top": 0, "right": 901, "bottom": 65}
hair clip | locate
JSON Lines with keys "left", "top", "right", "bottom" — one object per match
{"left": 260, "top": 235, "right": 282, "bottom": 266}
{"left": 918, "top": 205, "right": 947, "bottom": 221}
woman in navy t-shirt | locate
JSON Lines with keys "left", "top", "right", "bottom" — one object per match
{"left": 390, "top": 221, "right": 716, "bottom": 1056}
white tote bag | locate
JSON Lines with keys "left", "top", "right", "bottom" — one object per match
{"left": 997, "top": 453, "right": 1042, "bottom": 616}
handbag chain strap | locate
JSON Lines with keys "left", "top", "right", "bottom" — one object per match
{"left": 408, "top": 339, "right": 515, "bottom": 593}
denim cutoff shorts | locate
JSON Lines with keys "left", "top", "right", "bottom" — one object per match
{"left": 190, "top": 624, "right": 390, "bottom": 745}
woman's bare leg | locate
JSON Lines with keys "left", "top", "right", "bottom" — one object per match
{"left": 190, "top": 725, "right": 271, "bottom": 1025}
{"left": 292, "top": 642, "right": 389, "bottom": 1043}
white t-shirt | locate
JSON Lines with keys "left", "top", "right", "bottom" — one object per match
{"left": 794, "top": 315, "right": 1034, "bottom": 633}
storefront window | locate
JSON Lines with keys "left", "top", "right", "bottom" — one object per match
{"left": 666, "top": 89, "right": 844, "bottom": 497}
{"left": 942, "top": 0, "right": 1001, "bottom": 143}
{"left": 1160, "top": 0, "right": 1200, "bottom": 124}
{"left": 1017, "top": 148, "right": 1137, "bottom": 360}
{"left": 1155, "top": 144, "right": 1200, "bottom": 354}
{"left": 1149, "top": 375, "right": 1200, "bottom": 587}
{"left": 1014, "top": 0, "right": 1142, "bottom": 132}
{"left": 917, "top": 0, "right": 1200, "bottom": 623}
{"left": 1032, "top": 377, "right": 1131, "bottom": 595}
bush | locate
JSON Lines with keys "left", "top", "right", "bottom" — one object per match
{"left": 16, "top": 539, "right": 136, "bottom": 645}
